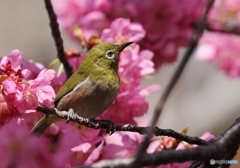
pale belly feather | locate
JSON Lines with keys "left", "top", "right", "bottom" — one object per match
{"left": 57, "top": 78, "right": 119, "bottom": 119}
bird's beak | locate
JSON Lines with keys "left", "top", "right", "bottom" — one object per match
{"left": 118, "top": 42, "right": 133, "bottom": 52}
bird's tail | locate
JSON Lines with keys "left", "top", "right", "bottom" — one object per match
{"left": 31, "top": 115, "right": 59, "bottom": 135}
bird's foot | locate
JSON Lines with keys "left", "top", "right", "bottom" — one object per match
{"left": 106, "top": 120, "right": 117, "bottom": 135}
{"left": 121, "top": 124, "right": 134, "bottom": 130}
{"left": 66, "top": 108, "right": 77, "bottom": 123}
{"left": 92, "top": 120, "right": 116, "bottom": 135}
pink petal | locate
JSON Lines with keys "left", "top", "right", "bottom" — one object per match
{"left": 2, "top": 79, "right": 17, "bottom": 95}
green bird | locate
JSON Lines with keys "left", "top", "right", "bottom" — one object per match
{"left": 31, "top": 42, "right": 133, "bottom": 135}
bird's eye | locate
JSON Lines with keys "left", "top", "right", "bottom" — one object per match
{"left": 105, "top": 50, "right": 115, "bottom": 59}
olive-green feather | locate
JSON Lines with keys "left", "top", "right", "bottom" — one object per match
{"left": 31, "top": 42, "right": 133, "bottom": 136}
{"left": 54, "top": 43, "right": 119, "bottom": 105}
{"left": 31, "top": 114, "right": 59, "bottom": 135}
{"left": 54, "top": 71, "right": 88, "bottom": 105}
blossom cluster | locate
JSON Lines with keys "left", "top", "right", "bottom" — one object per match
{"left": 0, "top": 1, "right": 221, "bottom": 167}
{"left": 0, "top": 15, "right": 162, "bottom": 167}
{"left": 196, "top": 0, "right": 240, "bottom": 77}
{"left": 99, "top": 18, "right": 159, "bottom": 125}
{"left": 0, "top": 17, "right": 214, "bottom": 167}
{"left": 0, "top": 119, "right": 214, "bottom": 168}
{"left": 51, "top": 0, "right": 205, "bottom": 68}
{"left": 52, "top": 0, "right": 240, "bottom": 78}
{"left": 0, "top": 50, "right": 55, "bottom": 123}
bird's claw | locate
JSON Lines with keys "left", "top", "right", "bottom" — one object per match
{"left": 66, "top": 108, "right": 76, "bottom": 123}
{"left": 122, "top": 124, "right": 133, "bottom": 130}
{"left": 106, "top": 120, "right": 116, "bottom": 135}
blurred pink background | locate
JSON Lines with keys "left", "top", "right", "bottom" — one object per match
{"left": 0, "top": 1, "right": 239, "bottom": 165}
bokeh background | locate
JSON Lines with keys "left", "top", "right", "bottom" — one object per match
{"left": 1, "top": 0, "right": 239, "bottom": 166}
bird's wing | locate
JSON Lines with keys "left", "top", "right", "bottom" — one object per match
{"left": 54, "top": 72, "right": 88, "bottom": 105}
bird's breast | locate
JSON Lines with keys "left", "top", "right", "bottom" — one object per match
{"left": 57, "top": 77, "right": 119, "bottom": 119}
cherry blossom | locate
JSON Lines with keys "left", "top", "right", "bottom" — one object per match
{"left": 196, "top": 32, "right": 240, "bottom": 77}
{"left": 0, "top": 50, "right": 56, "bottom": 120}
{"left": 99, "top": 18, "right": 159, "bottom": 124}
{"left": 0, "top": 119, "right": 58, "bottom": 168}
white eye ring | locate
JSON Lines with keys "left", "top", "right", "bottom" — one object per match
{"left": 105, "top": 50, "right": 115, "bottom": 59}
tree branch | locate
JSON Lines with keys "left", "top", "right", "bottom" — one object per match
{"left": 36, "top": 106, "right": 208, "bottom": 146}
{"left": 76, "top": 116, "right": 240, "bottom": 168}
{"left": 205, "top": 23, "right": 240, "bottom": 36}
{"left": 131, "top": 1, "right": 216, "bottom": 166}
{"left": 189, "top": 116, "right": 240, "bottom": 168}
{"left": 44, "top": 0, "right": 73, "bottom": 78}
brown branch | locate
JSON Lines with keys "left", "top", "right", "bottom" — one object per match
{"left": 36, "top": 106, "right": 99, "bottom": 129}
{"left": 36, "top": 106, "right": 208, "bottom": 146}
{"left": 190, "top": 117, "right": 240, "bottom": 168}
{"left": 44, "top": 0, "right": 73, "bottom": 78}
{"left": 205, "top": 24, "right": 240, "bottom": 36}
{"left": 77, "top": 116, "right": 240, "bottom": 168}
{"left": 131, "top": 1, "right": 216, "bottom": 167}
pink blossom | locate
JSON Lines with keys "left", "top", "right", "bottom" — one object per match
{"left": 2, "top": 79, "right": 23, "bottom": 108}
{"left": 196, "top": 32, "right": 240, "bottom": 77}
{"left": 101, "top": 18, "right": 145, "bottom": 44}
{"left": 0, "top": 50, "right": 56, "bottom": 118}
{"left": 147, "top": 140, "right": 163, "bottom": 154}
{"left": 101, "top": 86, "right": 149, "bottom": 125}
{"left": 21, "top": 59, "right": 45, "bottom": 80}
{"left": 51, "top": 0, "right": 110, "bottom": 41}
{"left": 70, "top": 141, "right": 104, "bottom": 166}
{"left": 140, "top": 85, "right": 161, "bottom": 97}
{"left": 52, "top": 0, "right": 204, "bottom": 68}
{"left": 3, "top": 69, "right": 56, "bottom": 113}
{"left": 118, "top": 45, "right": 154, "bottom": 87}
{"left": 132, "top": 0, "right": 203, "bottom": 68}
{"left": 24, "top": 69, "right": 56, "bottom": 111}
{"left": 52, "top": 122, "right": 85, "bottom": 167}
{"left": 99, "top": 18, "right": 159, "bottom": 124}
{"left": 2, "top": 79, "right": 19, "bottom": 99}
{"left": 0, "top": 119, "right": 57, "bottom": 168}
{"left": 48, "top": 121, "right": 104, "bottom": 166}
{"left": 196, "top": 0, "right": 240, "bottom": 77}
{"left": 0, "top": 50, "right": 22, "bottom": 73}
{"left": 200, "top": 132, "right": 215, "bottom": 141}
{"left": 101, "top": 132, "right": 144, "bottom": 159}
{"left": 147, "top": 132, "right": 215, "bottom": 168}
{"left": 84, "top": 142, "right": 104, "bottom": 165}
{"left": 208, "top": 0, "right": 240, "bottom": 29}
{"left": 0, "top": 49, "right": 29, "bottom": 81}
{"left": 109, "top": 54, "right": 159, "bottom": 123}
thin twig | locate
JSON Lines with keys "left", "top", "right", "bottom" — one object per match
{"left": 36, "top": 106, "right": 208, "bottom": 146}
{"left": 189, "top": 116, "right": 240, "bottom": 168}
{"left": 189, "top": 161, "right": 202, "bottom": 168}
{"left": 36, "top": 106, "right": 99, "bottom": 129}
{"left": 44, "top": 0, "right": 73, "bottom": 78}
{"left": 205, "top": 23, "right": 240, "bottom": 36}
{"left": 77, "top": 116, "right": 240, "bottom": 168}
{"left": 131, "top": 1, "right": 215, "bottom": 167}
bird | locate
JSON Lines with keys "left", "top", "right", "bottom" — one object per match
{"left": 31, "top": 42, "right": 133, "bottom": 135}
